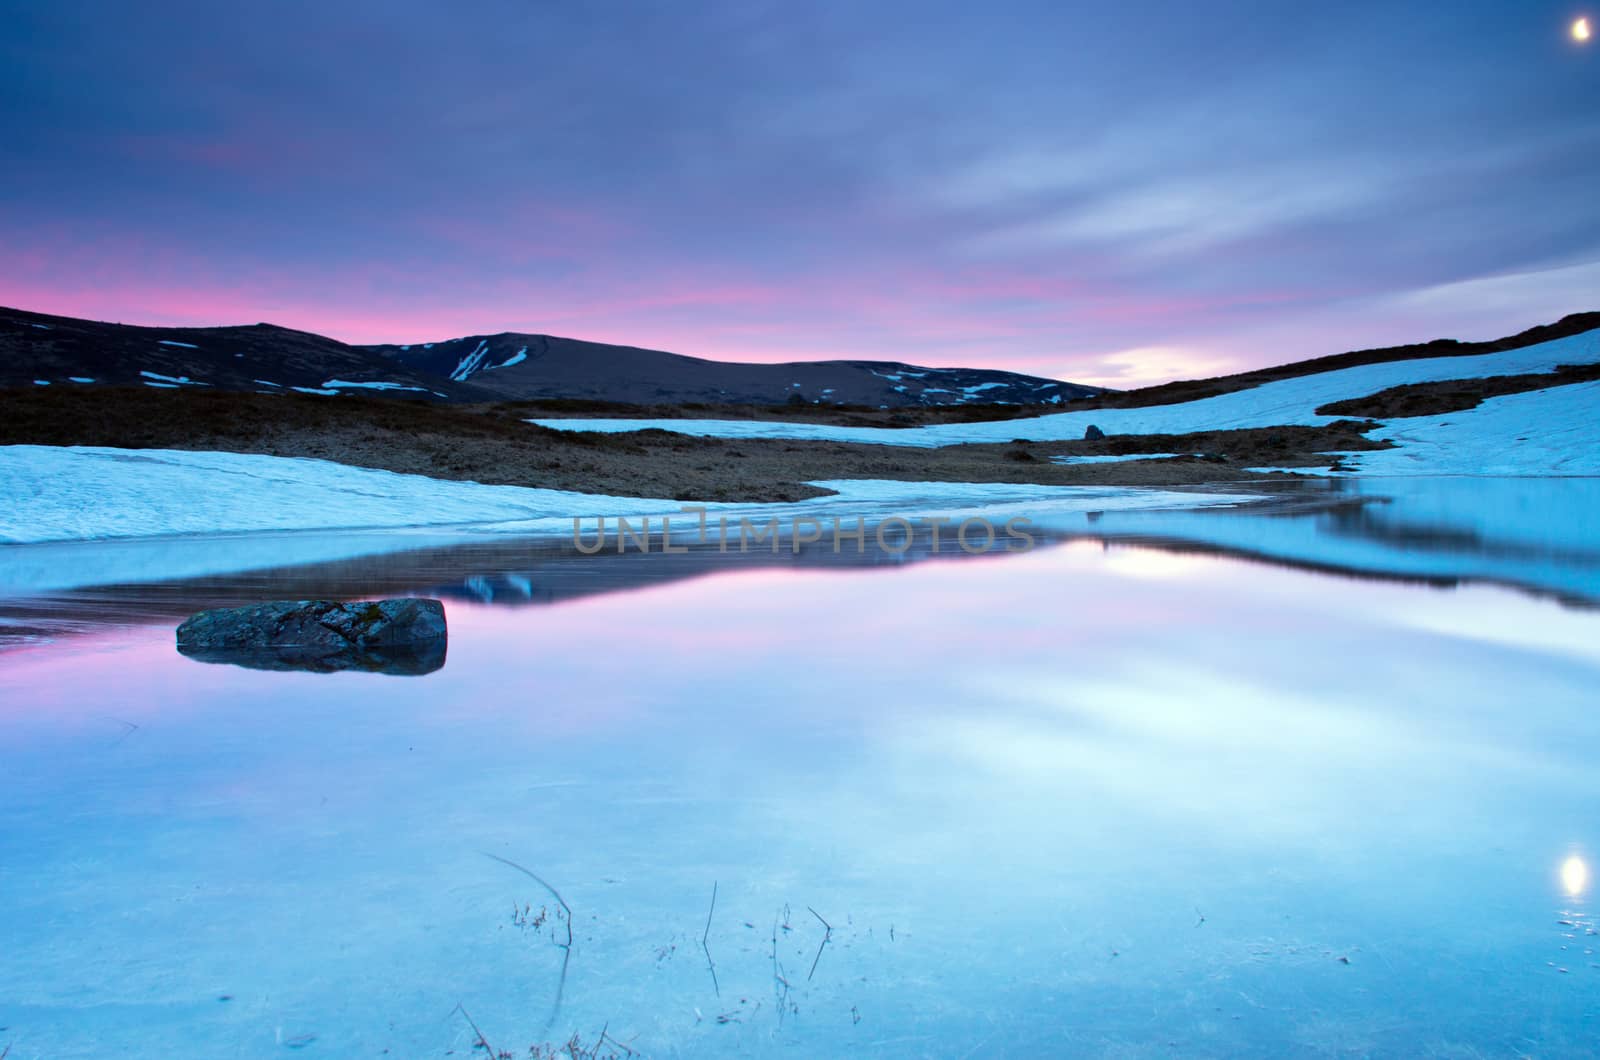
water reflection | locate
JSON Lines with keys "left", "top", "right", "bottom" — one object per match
{"left": 176, "top": 637, "right": 448, "bottom": 676}
{"left": 3, "top": 544, "right": 1600, "bottom": 1055}
{"left": 1562, "top": 854, "right": 1589, "bottom": 897}
{"left": 2, "top": 477, "right": 1598, "bottom": 658}
{"left": 1079, "top": 476, "right": 1600, "bottom": 606}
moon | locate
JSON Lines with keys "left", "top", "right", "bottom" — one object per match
{"left": 1576, "top": 16, "right": 1593, "bottom": 42}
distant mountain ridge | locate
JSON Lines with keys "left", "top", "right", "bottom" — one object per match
{"left": 366, "top": 331, "right": 1099, "bottom": 406}
{"left": 0, "top": 306, "right": 1101, "bottom": 407}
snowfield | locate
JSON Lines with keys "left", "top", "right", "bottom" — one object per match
{"left": 0, "top": 446, "right": 1246, "bottom": 545}
{"left": 529, "top": 329, "right": 1600, "bottom": 454}
{"left": 0, "top": 447, "right": 1250, "bottom": 591}
{"left": 0, "top": 447, "right": 695, "bottom": 545}
{"left": 2, "top": 329, "right": 1595, "bottom": 595}
{"left": 1321, "top": 379, "right": 1600, "bottom": 477}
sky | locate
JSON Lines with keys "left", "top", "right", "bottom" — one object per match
{"left": 2, "top": 1, "right": 1596, "bottom": 387}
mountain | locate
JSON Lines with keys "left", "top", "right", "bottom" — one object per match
{"left": 0, "top": 306, "right": 1100, "bottom": 407}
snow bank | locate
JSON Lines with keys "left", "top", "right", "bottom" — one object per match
{"left": 530, "top": 330, "right": 1600, "bottom": 448}
{"left": 0, "top": 446, "right": 694, "bottom": 545}
{"left": 1332, "top": 380, "right": 1600, "bottom": 477}
{"left": 320, "top": 379, "right": 433, "bottom": 393}
{"left": 0, "top": 446, "right": 1244, "bottom": 548}
{"left": 1050, "top": 453, "right": 1191, "bottom": 465}
{"left": 0, "top": 447, "right": 1249, "bottom": 590}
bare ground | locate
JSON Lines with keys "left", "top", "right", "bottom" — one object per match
{"left": 1314, "top": 361, "right": 1600, "bottom": 418}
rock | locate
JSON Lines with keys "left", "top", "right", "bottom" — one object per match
{"left": 1084, "top": 424, "right": 1106, "bottom": 441}
{"left": 177, "top": 598, "right": 446, "bottom": 650}
{"left": 176, "top": 599, "right": 447, "bottom": 675}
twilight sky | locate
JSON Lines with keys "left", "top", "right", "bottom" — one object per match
{"left": 2, "top": 1, "right": 1596, "bottom": 386}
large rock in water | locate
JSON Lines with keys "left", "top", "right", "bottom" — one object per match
{"left": 176, "top": 599, "right": 447, "bottom": 675}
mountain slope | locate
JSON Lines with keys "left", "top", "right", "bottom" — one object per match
{"left": 528, "top": 317, "right": 1600, "bottom": 464}
{"left": 1065, "top": 311, "right": 1600, "bottom": 411}
{"left": 364, "top": 332, "right": 1099, "bottom": 406}
{"left": 0, "top": 306, "right": 491, "bottom": 399}
{"left": 0, "top": 306, "right": 1097, "bottom": 407}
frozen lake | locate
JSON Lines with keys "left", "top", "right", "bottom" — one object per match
{"left": 2, "top": 477, "right": 1599, "bottom": 1057}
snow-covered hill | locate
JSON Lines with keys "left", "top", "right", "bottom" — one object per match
{"left": 531, "top": 327, "right": 1600, "bottom": 475}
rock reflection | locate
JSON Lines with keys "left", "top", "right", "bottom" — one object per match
{"left": 176, "top": 637, "right": 447, "bottom": 676}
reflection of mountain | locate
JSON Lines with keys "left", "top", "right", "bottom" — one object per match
{"left": 1, "top": 528, "right": 998, "bottom": 647}
{"left": 1082, "top": 477, "right": 1600, "bottom": 609}
{"left": 3, "top": 478, "right": 1597, "bottom": 651}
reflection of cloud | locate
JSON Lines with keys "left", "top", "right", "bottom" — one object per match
{"left": 1097, "top": 546, "right": 1213, "bottom": 581}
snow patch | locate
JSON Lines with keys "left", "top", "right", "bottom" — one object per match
{"left": 157, "top": 340, "right": 199, "bottom": 349}
{"left": 140, "top": 371, "right": 208, "bottom": 386}
{"left": 1050, "top": 453, "right": 1193, "bottom": 465}
{"left": 321, "top": 379, "right": 432, "bottom": 392}
{"left": 449, "top": 340, "right": 491, "bottom": 382}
